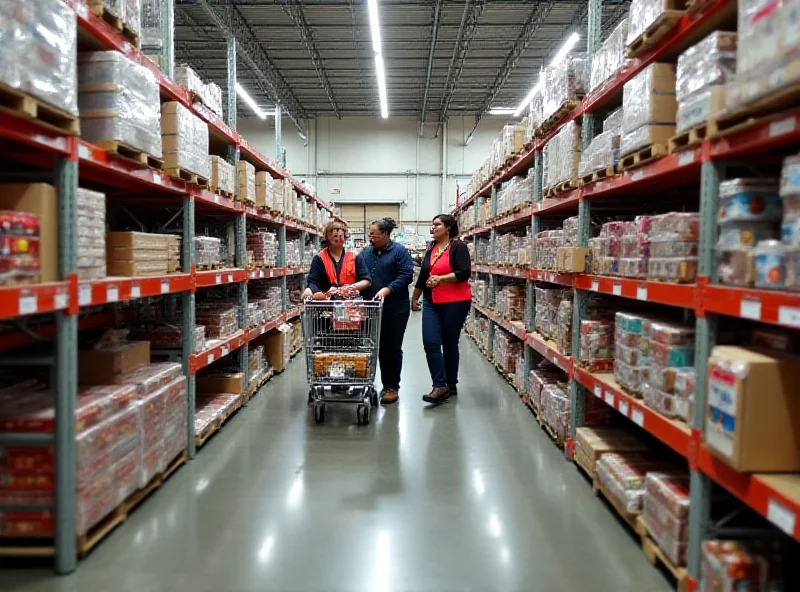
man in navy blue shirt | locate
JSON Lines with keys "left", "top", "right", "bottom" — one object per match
{"left": 361, "top": 218, "right": 414, "bottom": 404}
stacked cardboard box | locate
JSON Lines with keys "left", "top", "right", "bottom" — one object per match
{"left": 237, "top": 161, "right": 256, "bottom": 205}
{"left": 621, "top": 63, "right": 677, "bottom": 156}
{"left": 161, "top": 102, "right": 210, "bottom": 180}
{"left": 256, "top": 171, "right": 275, "bottom": 210}
{"left": 106, "top": 231, "right": 180, "bottom": 277}
{"left": 574, "top": 427, "right": 648, "bottom": 480}
{"left": 209, "top": 156, "right": 236, "bottom": 197}
{"left": 77, "top": 189, "right": 106, "bottom": 280}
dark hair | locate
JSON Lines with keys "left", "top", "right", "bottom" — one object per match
{"left": 433, "top": 214, "right": 459, "bottom": 239}
{"left": 322, "top": 221, "right": 348, "bottom": 247}
{"left": 370, "top": 217, "right": 397, "bottom": 235}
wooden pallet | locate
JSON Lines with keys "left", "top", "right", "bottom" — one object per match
{"left": 95, "top": 140, "right": 164, "bottom": 169}
{"left": 668, "top": 121, "right": 718, "bottom": 153}
{"left": 165, "top": 167, "right": 210, "bottom": 188}
{"left": 596, "top": 479, "right": 648, "bottom": 537}
{"left": 712, "top": 82, "right": 800, "bottom": 138}
{"left": 626, "top": 4, "right": 686, "bottom": 58}
{"left": 579, "top": 167, "right": 616, "bottom": 187}
{"left": 0, "top": 82, "right": 80, "bottom": 136}
{"left": 546, "top": 178, "right": 579, "bottom": 197}
{"left": 194, "top": 398, "right": 243, "bottom": 449}
{"left": 213, "top": 187, "right": 236, "bottom": 200}
{"left": 88, "top": 0, "right": 141, "bottom": 48}
{"left": 539, "top": 100, "right": 581, "bottom": 134}
{"left": 618, "top": 143, "right": 669, "bottom": 171}
{"left": 196, "top": 263, "right": 226, "bottom": 271}
{"left": 543, "top": 422, "right": 566, "bottom": 449}
{"left": 638, "top": 517, "right": 690, "bottom": 592}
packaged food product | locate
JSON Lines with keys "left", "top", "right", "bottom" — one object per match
{"left": 700, "top": 539, "right": 785, "bottom": 592}
{"left": 643, "top": 382, "right": 693, "bottom": 422}
{"left": 647, "top": 257, "right": 698, "bottom": 283}
{"left": 718, "top": 179, "right": 782, "bottom": 224}
{"left": 754, "top": 240, "right": 786, "bottom": 289}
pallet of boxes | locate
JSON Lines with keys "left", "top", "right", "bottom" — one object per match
{"left": 237, "top": 160, "right": 256, "bottom": 208}
{"left": 87, "top": 0, "right": 143, "bottom": 47}
{"left": 626, "top": 0, "right": 688, "bottom": 59}
{"left": 174, "top": 64, "right": 223, "bottom": 119}
{"left": 106, "top": 231, "right": 180, "bottom": 277}
{"left": 543, "top": 120, "right": 582, "bottom": 198}
{"left": 161, "top": 101, "right": 211, "bottom": 186}
{"left": 209, "top": 155, "right": 236, "bottom": 200}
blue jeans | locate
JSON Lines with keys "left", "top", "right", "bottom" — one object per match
{"left": 422, "top": 300, "right": 471, "bottom": 388}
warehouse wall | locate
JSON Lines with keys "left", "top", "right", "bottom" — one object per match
{"left": 237, "top": 115, "right": 508, "bottom": 235}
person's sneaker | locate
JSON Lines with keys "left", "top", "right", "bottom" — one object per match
{"left": 448, "top": 385, "right": 458, "bottom": 396}
{"left": 381, "top": 388, "right": 399, "bottom": 405}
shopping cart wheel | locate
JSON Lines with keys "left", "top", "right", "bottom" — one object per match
{"left": 357, "top": 403, "right": 370, "bottom": 426}
{"left": 314, "top": 403, "right": 326, "bottom": 424}
{"left": 308, "top": 389, "right": 314, "bottom": 404}
{"left": 369, "top": 388, "right": 378, "bottom": 407}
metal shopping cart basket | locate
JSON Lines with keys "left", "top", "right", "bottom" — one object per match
{"left": 303, "top": 299, "right": 383, "bottom": 425}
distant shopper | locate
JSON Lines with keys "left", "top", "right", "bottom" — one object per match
{"left": 412, "top": 214, "right": 472, "bottom": 405}
{"left": 361, "top": 218, "right": 414, "bottom": 404}
{"left": 302, "top": 221, "right": 371, "bottom": 299}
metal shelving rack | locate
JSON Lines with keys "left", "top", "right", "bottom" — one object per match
{"left": 457, "top": 0, "right": 800, "bottom": 589}
{"left": 0, "top": 0, "right": 340, "bottom": 574}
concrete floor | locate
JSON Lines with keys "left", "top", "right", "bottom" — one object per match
{"left": 1, "top": 312, "right": 671, "bottom": 592}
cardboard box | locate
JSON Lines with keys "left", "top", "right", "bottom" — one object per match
{"left": 255, "top": 172, "right": 273, "bottom": 210}
{"left": 0, "top": 184, "right": 58, "bottom": 283}
{"left": 106, "top": 231, "right": 170, "bottom": 251}
{"left": 706, "top": 346, "right": 800, "bottom": 472}
{"left": 107, "top": 260, "right": 169, "bottom": 276}
{"left": 556, "top": 247, "right": 589, "bottom": 273}
{"left": 644, "top": 94, "right": 678, "bottom": 125}
{"left": 79, "top": 341, "right": 150, "bottom": 385}
{"left": 197, "top": 373, "right": 244, "bottom": 395}
{"left": 254, "top": 325, "right": 290, "bottom": 373}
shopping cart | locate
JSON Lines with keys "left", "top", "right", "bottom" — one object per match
{"left": 303, "top": 299, "right": 383, "bottom": 425}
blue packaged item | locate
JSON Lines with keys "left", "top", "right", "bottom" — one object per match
{"left": 754, "top": 240, "right": 785, "bottom": 289}
{"left": 718, "top": 178, "right": 781, "bottom": 224}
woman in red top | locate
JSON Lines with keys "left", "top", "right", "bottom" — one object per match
{"left": 412, "top": 214, "right": 472, "bottom": 404}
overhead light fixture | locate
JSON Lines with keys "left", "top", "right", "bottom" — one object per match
{"left": 513, "top": 32, "right": 580, "bottom": 117}
{"left": 367, "top": 0, "right": 389, "bottom": 118}
{"left": 464, "top": 132, "right": 474, "bottom": 146}
{"left": 488, "top": 107, "right": 516, "bottom": 116}
{"left": 236, "top": 82, "right": 267, "bottom": 119}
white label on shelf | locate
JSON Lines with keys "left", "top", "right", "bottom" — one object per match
{"left": 678, "top": 151, "right": 695, "bottom": 167}
{"left": 207, "top": 353, "right": 215, "bottom": 365}
{"left": 261, "top": 326, "right": 266, "bottom": 335}
{"left": 767, "top": 498, "right": 796, "bottom": 536}
{"left": 160, "top": 280, "right": 170, "bottom": 294}
{"left": 549, "top": 273, "right": 556, "bottom": 283}
{"left": 769, "top": 117, "right": 796, "bottom": 138}
{"left": 631, "top": 170, "right": 645, "bottom": 182}
{"left": 78, "top": 284, "right": 91, "bottom": 306}
{"left": 222, "top": 345, "right": 230, "bottom": 357}
{"left": 55, "top": 292, "right": 68, "bottom": 310}
{"left": 215, "top": 273, "right": 222, "bottom": 285}
{"left": 269, "top": 269, "right": 274, "bottom": 278}
{"left": 740, "top": 299, "right": 761, "bottom": 320}
{"left": 612, "top": 282, "right": 622, "bottom": 296}
{"left": 106, "top": 285, "right": 119, "bottom": 303}
{"left": 227, "top": 273, "right": 234, "bottom": 283}
{"left": 636, "top": 285, "right": 648, "bottom": 301}
{"left": 18, "top": 295, "right": 37, "bottom": 315}
{"left": 591, "top": 279, "right": 599, "bottom": 292}
{"left": 78, "top": 144, "right": 91, "bottom": 160}
{"left": 214, "top": 194, "right": 221, "bottom": 204}
{"left": 604, "top": 392, "right": 615, "bottom": 406}
{"left": 778, "top": 306, "right": 800, "bottom": 327}
{"left": 594, "top": 383, "right": 602, "bottom": 398}
{"left": 152, "top": 171, "right": 162, "bottom": 185}
{"left": 632, "top": 408, "right": 645, "bottom": 427}
{"left": 618, "top": 399, "right": 629, "bottom": 417}
{"left": 75, "top": 1, "right": 88, "bottom": 18}
{"left": 131, "top": 284, "right": 141, "bottom": 299}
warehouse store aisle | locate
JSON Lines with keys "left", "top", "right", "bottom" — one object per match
{"left": 1, "top": 313, "right": 670, "bottom": 592}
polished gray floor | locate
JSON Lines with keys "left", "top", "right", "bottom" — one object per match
{"left": 1, "top": 313, "right": 670, "bottom": 592}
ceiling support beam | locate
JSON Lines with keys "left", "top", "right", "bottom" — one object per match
{"left": 471, "top": 0, "right": 557, "bottom": 129}
{"left": 435, "top": 0, "right": 486, "bottom": 138}
{"left": 418, "top": 0, "right": 443, "bottom": 137}
{"left": 186, "top": 0, "right": 307, "bottom": 134}
{"left": 281, "top": 0, "right": 341, "bottom": 118}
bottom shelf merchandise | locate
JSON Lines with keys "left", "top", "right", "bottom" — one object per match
{"left": 700, "top": 539, "right": 786, "bottom": 591}
{"left": 642, "top": 471, "right": 691, "bottom": 567}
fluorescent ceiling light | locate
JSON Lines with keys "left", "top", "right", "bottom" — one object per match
{"left": 488, "top": 107, "right": 516, "bottom": 115}
{"left": 236, "top": 82, "right": 267, "bottom": 119}
{"left": 368, "top": 0, "right": 389, "bottom": 118}
{"left": 513, "top": 32, "right": 580, "bottom": 117}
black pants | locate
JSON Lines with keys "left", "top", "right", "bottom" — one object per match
{"left": 378, "top": 307, "right": 410, "bottom": 391}
{"left": 422, "top": 299, "right": 471, "bottom": 388}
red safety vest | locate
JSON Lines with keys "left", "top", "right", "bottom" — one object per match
{"left": 319, "top": 248, "right": 356, "bottom": 286}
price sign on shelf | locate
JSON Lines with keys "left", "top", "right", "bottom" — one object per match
{"left": 78, "top": 284, "right": 92, "bottom": 306}
{"left": 604, "top": 392, "right": 614, "bottom": 406}
{"left": 593, "top": 383, "right": 602, "bottom": 398}
{"left": 636, "top": 285, "right": 648, "bottom": 301}
{"left": 227, "top": 273, "right": 234, "bottom": 283}
{"left": 618, "top": 399, "right": 629, "bottom": 417}
{"left": 161, "top": 279, "right": 170, "bottom": 294}
{"left": 678, "top": 151, "right": 695, "bottom": 167}
{"left": 78, "top": 143, "right": 91, "bottom": 160}
{"left": 590, "top": 279, "right": 599, "bottom": 292}
{"left": 740, "top": 298, "right": 762, "bottom": 320}
{"left": 767, "top": 498, "right": 796, "bottom": 536}
{"left": 221, "top": 345, "right": 230, "bottom": 357}
{"left": 631, "top": 408, "right": 644, "bottom": 427}
{"left": 216, "top": 274, "right": 222, "bottom": 285}
{"left": 55, "top": 292, "right": 68, "bottom": 310}
{"left": 769, "top": 117, "right": 797, "bottom": 138}
{"left": 778, "top": 306, "right": 800, "bottom": 328}
{"left": 612, "top": 282, "right": 622, "bottom": 296}
{"left": 549, "top": 273, "right": 556, "bottom": 284}
{"left": 631, "top": 170, "right": 645, "bottom": 182}
{"left": 106, "top": 285, "right": 119, "bottom": 303}
{"left": 18, "top": 294, "right": 37, "bottom": 315}
{"left": 131, "top": 284, "right": 141, "bottom": 299}
{"left": 207, "top": 353, "right": 215, "bottom": 366}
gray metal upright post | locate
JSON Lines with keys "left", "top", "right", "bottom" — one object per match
{"left": 275, "top": 105, "right": 283, "bottom": 167}
{"left": 581, "top": 0, "right": 603, "bottom": 150}
{"left": 278, "top": 225, "right": 287, "bottom": 311}
{"left": 160, "top": 0, "right": 174, "bottom": 79}
{"left": 54, "top": 152, "right": 77, "bottom": 574}
{"left": 182, "top": 197, "right": 196, "bottom": 459}
{"left": 227, "top": 36, "right": 237, "bottom": 130}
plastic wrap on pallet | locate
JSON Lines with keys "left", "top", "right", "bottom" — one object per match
{"left": 542, "top": 54, "right": 588, "bottom": 123}
{"left": 194, "top": 236, "right": 222, "bottom": 268}
{"left": 247, "top": 230, "right": 278, "bottom": 268}
{"left": 627, "top": 0, "right": 678, "bottom": 47}
{"left": 541, "top": 383, "right": 570, "bottom": 441}
{"left": 643, "top": 471, "right": 691, "bottom": 566}
{"left": 140, "top": 0, "right": 162, "bottom": 49}
{"left": 0, "top": 0, "right": 78, "bottom": 116}
{"left": 203, "top": 82, "right": 223, "bottom": 117}
{"left": 735, "top": 0, "right": 782, "bottom": 78}
{"left": 77, "top": 189, "right": 107, "bottom": 280}
{"left": 79, "top": 51, "right": 162, "bottom": 157}
{"left": 590, "top": 18, "right": 630, "bottom": 92}
{"left": 161, "top": 101, "right": 211, "bottom": 178}
{"left": 124, "top": 0, "right": 142, "bottom": 37}
{"left": 621, "top": 63, "right": 677, "bottom": 155}
{"left": 604, "top": 107, "right": 625, "bottom": 135}
{"left": 544, "top": 120, "right": 581, "bottom": 190}
{"left": 209, "top": 155, "right": 236, "bottom": 196}
{"left": 579, "top": 130, "right": 619, "bottom": 178}
{"left": 175, "top": 64, "right": 204, "bottom": 97}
